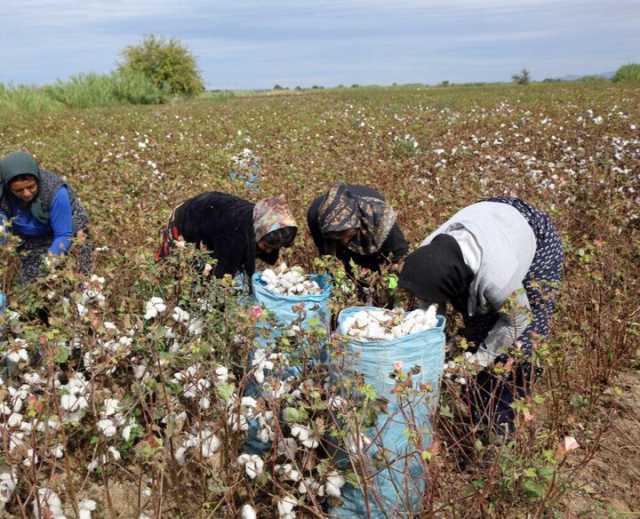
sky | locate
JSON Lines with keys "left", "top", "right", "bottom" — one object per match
{"left": 1, "top": 0, "right": 638, "bottom": 89}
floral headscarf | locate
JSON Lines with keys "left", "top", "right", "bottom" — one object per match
{"left": 318, "top": 183, "right": 396, "bottom": 255}
{"left": 253, "top": 194, "right": 297, "bottom": 242}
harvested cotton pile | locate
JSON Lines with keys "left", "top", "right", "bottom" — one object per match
{"left": 261, "top": 264, "right": 322, "bottom": 296}
{"left": 343, "top": 306, "right": 438, "bottom": 341}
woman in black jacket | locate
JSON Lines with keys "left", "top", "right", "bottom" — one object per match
{"left": 307, "top": 183, "right": 408, "bottom": 272}
{"left": 157, "top": 192, "right": 297, "bottom": 279}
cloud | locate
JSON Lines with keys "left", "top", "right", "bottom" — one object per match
{"left": 0, "top": 0, "right": 637, "bottom": 88}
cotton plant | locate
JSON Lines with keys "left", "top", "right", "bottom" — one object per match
{"left": 32, "top": 488, "right": 66, "bottom": 519}
{"left": 76, "top": 274, "right": 107, "bottom": 317}
{"left": 175, "top": 427, "right": 221, "bottom": 465}
{"left": 144, "top": 296, "right": 167, "bottom": 320}
{"left": 277, "top": 495, "right": 298, "bottom": 518}
{"left": 59, "top": 373, "right": 91, "bottom": 423}
{"left": 0, "top": 466, "right": 16, "bottom": 512}
{"left": 3, "top": 338, "right": 29, "bottom": 365}
{"left": 237, "top": 453, "right": 265, "bottom": 479}
{"left": 251, "top": 350, "right": 288, "bottom": 384}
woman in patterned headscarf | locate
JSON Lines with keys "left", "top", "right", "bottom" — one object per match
{"left": 0, "top": 151, "right": 91, "bottom": 283}
{"left": 156, "top": 192, "right": 297, "bottom": 279}
{"left": 307, "top": 183, "right": 408, "bottom": 272}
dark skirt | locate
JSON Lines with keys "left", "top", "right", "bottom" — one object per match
{"left": 18, "top": 232, "right": 92, "bottom": 284}
{"left": 463, "top": 197, "right": 563, "bottom": 430}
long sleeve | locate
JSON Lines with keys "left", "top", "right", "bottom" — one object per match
{"left": 481, "top": 285, "right": 532, "bottom": 358}
{"left": 48, "top": 187, "right": 73, "bottom": 255}
{"left": 379, "top": 223, "right": 408, "bottom": 262}
{"left": 0, "top": 210, "right": 8, "bottom": 245}
{"left": 307, "top": 196, "right": 331, "bottom": 255}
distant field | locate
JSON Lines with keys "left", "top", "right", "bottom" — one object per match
{"left": 0, "top": 82, "right": 638, "bottom": 517}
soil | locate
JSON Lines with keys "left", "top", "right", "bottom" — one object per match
{"left": 559, "top": 367, "right": 640, "bottom": 518}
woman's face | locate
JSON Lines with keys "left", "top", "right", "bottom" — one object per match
{"left": 327, "top": 228, "right": 358, "bottom": 245}
{"left": 257, "top": 238, "right": 276, "bottom": 254}
{"left": 9, "top": 176, "right": 38, "bottom": 204}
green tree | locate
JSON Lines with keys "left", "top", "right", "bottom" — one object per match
{"left": 512, "top": 68, "right": 531, "bottom": 85}
{"left": 119, "top": 35, "right": 205, "bottom": 96}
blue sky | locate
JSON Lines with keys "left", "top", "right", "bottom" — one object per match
{"left": 1, "top": 0, "right": 638, "bottom": 89}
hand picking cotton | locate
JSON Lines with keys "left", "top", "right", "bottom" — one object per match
{"left": 343, "top": 306, "right": 438, "bottom": 341}
{"left": 261, "top": 263, "right": 323, "bottom": 296}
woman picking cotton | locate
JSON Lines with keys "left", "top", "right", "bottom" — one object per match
{"left": 0, "top": 151, "right": 91, "bottom": 284}
{"left": 307, "top": 183, "right": 408, "bottom": 273}
{"left": 398, "top": 197, "right": 563, "bottom": 433}
{"left": 156, "top": 192, "right": 297, "bottom": 281}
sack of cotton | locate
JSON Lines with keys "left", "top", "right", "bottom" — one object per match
{"left": 251, "top": 264, "right": 332, "bottom": 346}
{"left": 244, "top": 266, "right": 332, "bottom": 454}
{"left": 329, "top": 306, "right": 445, "bottom": 518}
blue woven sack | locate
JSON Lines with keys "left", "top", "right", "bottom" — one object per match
{"left": 330, "top": 306, "right": 446, "bottom": 518}
{"left": 244, "top": 273, "right": 332, "bottom": 454}
{"left": 251, "top": 272, "right": 332, "bottom": 338}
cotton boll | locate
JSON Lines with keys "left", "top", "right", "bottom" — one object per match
{"left": 346, "top": 306, "right": 438, "bottom": 340}
{"left": 277, "top": 495, "right": 297, "bottom": 518}
{"left": 325, "top": 471, "right": 346, "bottom": 497}
{"left": 241, "top": 504, "right": 257, "bottom": 519}
{"left": 0, "top": 466, "right": 16, "bottom": 511}
{"left": 79, "top": 499, "right": 97, "bottom": 519}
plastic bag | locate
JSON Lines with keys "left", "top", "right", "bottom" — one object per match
{"left": 330, "top": 306, "right": 446, "bottom": 518}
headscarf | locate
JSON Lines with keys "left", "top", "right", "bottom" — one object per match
{"left": 0, "top": 151, "right": 49, "bottom": 223}
{"left": 318, "top": 183, "right": 396, "bottom": 255}
{"left": 398, "top": 234, "right": 474, "bottom": 311}
{"left": 253, "top": 194, "right": 297, "bottom": 242}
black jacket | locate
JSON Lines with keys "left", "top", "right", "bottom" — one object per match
{"left": 174, "top": 192, "right": 278, "bottom": 279}
{"left": 307, "top": 185, "right": 408, "bottom": 272}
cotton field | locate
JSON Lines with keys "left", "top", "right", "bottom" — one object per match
{"left": 0, "top": 82, "right": 638, "bottom": 516}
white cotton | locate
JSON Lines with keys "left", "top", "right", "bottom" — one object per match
{"left": 108, "top": 447, "right": 121, "bottom": 461}
{"left": 199, "top": 430, "right": 221, "bottom": 458}
{"left": 237, "top": 454, "right": 264, "bottom": 479}
{"left": 276, "top": 463, "right": 301, "bottom": 482}
{"left": 51, "top": 444, "right": 65, "bottom": 459}
{"left": 241, "top": 504, "right": 257, "bottom": 519}
{"left": 102, "top": 399, "right": 120, "bottom": 417}
{"left": 33, "top": 488, "right": 65, "bottom": 518}
{"left": 214, "top": 366, "right": 229, "bottom": 384}
{"left": 172, "top": 306, "right": 190, "bottom": 324}
{"left": 277, "top": 495, "right": 297, "bottom": 518}
{"left": 325, "top": 471, "right": 346, "bottom": 497}
{"left": 175, "top": 447, "right": 187, "bottom": 466}
{"left": 261, "top": 264, "right": 322, "bottom": 296}
{"left": 344, "top": 306, "right": 438, "bottom": 341}
{"left": 290, "top": 424, "right": 319, "bottom": 449}
{"left": 144, "top": 297, "right": 167, "bottom": 320}
{"left": 7, "top": 413, "right": 23, "bottom": 428}
{"left": 79, "top": 499, "right": 97, "bottom": 519}
{"left": 0, "top": 467, "right": 17, "bottom": 511}
{"left": 188, "top": 318, "right": 203, "bottom": 335}
{"left": 97, "top": 419, "right": 117, "bottom": 438}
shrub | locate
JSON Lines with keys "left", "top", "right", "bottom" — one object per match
{"left": 119, "top": 35, "right": 205, "bottom": 96}
{"left": 0, "top": 83, "right": 62, "bottom": 113}
{"left": 111, "top": 67, "right": 168, "bottom": 105}
{"left": 42, "top": 71, "right": 167, "bottom": 109}
{"left": 44, "top": 73, "right": 119, "bottom": 109}
{"left": 612, "top": 63, "right": 640, "bottom": 82}
{"left": 578, "top": 75, "right": 609, "bottom": 83}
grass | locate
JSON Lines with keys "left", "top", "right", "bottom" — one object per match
{"left": 0, "top": 80, "right": 638, "bottom": 517}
